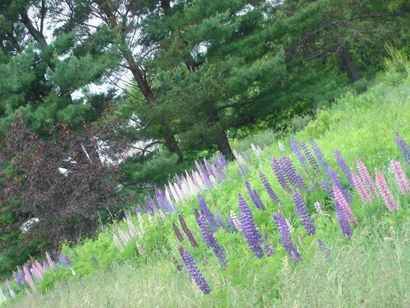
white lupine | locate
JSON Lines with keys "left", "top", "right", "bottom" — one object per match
{"left": 168, "top": 183, "right": 179, "bottom": 203}
{"left": 314, "top": 201, "right": 324, "bottom": 215}
{"left": 229, "top": 211, "right": 242, "bottom": 231}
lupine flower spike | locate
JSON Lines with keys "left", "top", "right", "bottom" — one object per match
{"left": 259, "top": 171, "right": 278, "bottom": 203}
{"left": 396, "top": 133, "right": 410, "bottom": 164}
{"left": 335, "top": 149, "right": 353, "bottom": 186}
{"left": 273, "top": 213, "right": 301, "bottom": 262}
{"left": 333, "top": 184, "right": 356, "bottom": 225}
{"left": 334, "top": 199, "right": 352, "bottom": 237}
{"left": 245, "top": 181, "right": 266, "bottom": 210}
{"left": 317, "top": 239, "right": 331, "bottom": 259}
{"left": 390, "top": 160, "right": 410, "bottom": 194}
{"left": 356, "top": 157, "right": 376, "bottom": 200}
{"left": 178, "top": 215, "right": 199, "bottom": 247}
{"left": 271, "top": 158, "right": 291, "bottom": 192}
{"left": 197, "top": 195, "right": 218, "bottom": 230}
{"left": 351, "top": 171, "right": 370, "bottom": 203}
{"left": 179, "top": 248, "right": 211, "bottom": 294}
{"left": 238, "top": 194, "right": 264, "bottom": 258}
{"left": 293, "top": 192, "right": 316, "bottom": 235}
{"left": 375, "top": 170, "right": 398, "bottom": 212}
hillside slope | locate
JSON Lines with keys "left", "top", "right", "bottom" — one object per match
{"left": 5, "top": 57, "right": 410, "bottom": 307}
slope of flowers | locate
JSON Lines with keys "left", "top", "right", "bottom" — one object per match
{"left": 4, "top": 59, "right": 410, "bottom": 306}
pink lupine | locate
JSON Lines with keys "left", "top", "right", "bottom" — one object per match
{"left": 351, "top": 171, "right": 370, "bottom": 203}
{"left": 390, "top": 160, "right": 410, "bottom": 194}
{"left": 23, "top": 265, "right": 36, "bottom": 292}
{"left": 46, "top": 251, "right": 56, "bottom": 269}
{"left": 333, "top": 184, "right": 356, "bottom": 225}
{"left": 375, "top": 170, "right": 398, "bottom": 211}
{"left": 356, "top": 157, "right": 376, "bottom": 200}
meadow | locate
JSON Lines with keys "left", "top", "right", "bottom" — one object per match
{"left": 2, "top": 55, "right": 410, "bottom": 307}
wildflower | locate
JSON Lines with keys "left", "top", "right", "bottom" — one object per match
{"left": 263, "top": 233, "right": 274, "bottom": 257}
{"left": 327, "top": 167, "right": 352, "bottom": 204}
{"left": 245, "top": 181, "right": 266, "bottom": 210}
{"left": 173, "top": 223, "right": 184, "bottom": 242}
{"left": 194, "top": 209, "right": 227, "bottom": 267}
{"left": 375, "top": 170, "right": 398, "bottom": 211}
{"left": 259, "top": 171, "right": 278, "bottom": 203}
{"left": 271, "top": 157, "right": 291, "bottom": 192}
{"left": 215, "top": 212, "right": 226, "bottom": 229}
{"left": 293, "top": 192, "right": 315, "bottom": 235}
{"left": 390, "top": 160, "right": 410, "bottom": 194}
{"left": 197, "top": 195, "right": 218, "bottom": 230}
{"left": 272, "top": 213, "right": 301, "bottom": 262}
{"left": 179, "top": 247, "right": 211, "bottom": 294}
{"left": 280, "top": 156, "right": 306, "bottom": 190}
{"left": 335, "top": 149, "right": 353, "bottom": 186}
{"left": 396, "top": 133, "right": 410, "bottom": 164}
{"left": 313, "top": 201, "right": 324, "bottom": 215}
{"left": 311, "top": 140, "right": 329, "bottom": 170}
{"left": 301, "top": 142, "right": 319, "bottom": 171}
{"left": 229, "top": 211, "right": 241, "bottom": 231}
{"left": 59, "top": 254, "right": 72, "bottom": 267}
{"left": 238, "top": 194, "right": 264, "bottom": 258}
{"left": 333, "top": 184, "right": 356, "bottom": 224}
{"left": 319, "top": 179, "right": 333, "bottom": 198}
{"left": 155, "top": 188, "right": 175, "bottom": 214}
{"left": 351, "top": 170, "right": 370, "bottom": 203}
{"left": 178, "top": 215, "right": 199, "bottom": 247}
{"left": 334, "top": 200, "right": 352, "bottom": 237}
{"left": 290, "top": 137, "right": 307, "bottom": 169}
{"left": 356, "top": 157, "right": 376, "bottom": 200}
{"left": 317, "top": 239, "right": 331, "bottom": 259}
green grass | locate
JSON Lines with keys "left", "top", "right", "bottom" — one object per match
{"left": 4, "top": 56, "right": 410, "bottom": 307}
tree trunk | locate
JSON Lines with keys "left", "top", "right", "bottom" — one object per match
{"left": 216, "top": 126, "right": 235, "bottom": 161}
{"left": 340, "top": 46, "right": 360, "bottom": 83}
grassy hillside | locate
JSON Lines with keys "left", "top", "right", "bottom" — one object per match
{"left": 4, "top": 55, "right": 410, "bottom": 307}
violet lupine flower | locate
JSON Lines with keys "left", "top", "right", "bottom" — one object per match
{"left": 317, "top": 239, "right": 331, "bottom": 259}
{"left": 215, "top": 212, "right": 226, "bottom": 229}
{"left": 13, "top": 268, "right": 25, "bottom": 287}
{"left": 351, "top": 170, "right": 370, "bottom": 203}
{"left": 238, "top": 194, "right": 264, "bottom": 258}
{"left": 334, "top": 199, "right": 352, "bottom": 237}
{"left": 178, "top": 215, "right": 199, "bottom": 248}
{"left": 280, "top": 156, "right": 306, "bottom": 190}
{"left": 23, "top": 265, "right": 36, "bottom": 292}
{"left": 335, "top": 149, "right": 353, "bottom": 186}
{"left": 311, "top": 140, "right": 329, "bottom": 170}
{"left": 196, "top": 161, "right": 212, "bottom": 188}
{"left": 59, "top": 254, "right": 72, "bottom": 267}
{"left": 173, "top": 223, "right": 184, "bottom": 242}
{"left": 301, "top": 142, "right": 320, "bottom": 171}
{"left": 263, "top": 233, "right": 274, "bottom": 257}
{"left": 229, "top": 211, "right": 241, "bottom": 231}
{"left": 375, "top": 170, "right": 399, "bottom": 212}
{"left": 178, "top": 247, "right": 211, "bottom": 294}
{"left": 396, "top": 133, "right": 410, "bottom": 164}
{"left": 245, "top": 181, "right": 266, "bottom": 210}
{"left": 319, "top": 179, "right": 333, "bottom": 198}
{"left": 227, "top": 216, "right": 238, "bottom": 232}
{"left": 155, "top": 189, "right": 175, "bottom": 214}
{"left": 390, "top": 160, "right": 410, "bottom": 194}
{"left": 194, "top": 209, "right": 227, "bottom": 267}
{"left": 356, "top": 157, "right": 376, "bottom": 200}
{"left": 271, "top": 158, "right": 291, "bottom": 192}
{"left": 197, "top": 195, "right": 218, "bottom": 230}
{"left": 327, "top": 167, "right": 352, "bottom": 204}
{"left": 259, "top": 171, "right": 278, "bottom": 203}
{"left": 333, "top": 184, "right": 356, "bottom": 225}
{"left": 293, "top": 192, "right": 316, "bottom": 235}
{"left": 290, "top": 137, "right": 307, "bottom": 169}
{"left": 272, "top": 213, "right": 301, "bottom": 262}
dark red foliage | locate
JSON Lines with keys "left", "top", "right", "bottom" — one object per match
{"left": 0, "top": 120, "right": 127, "bottom": 247}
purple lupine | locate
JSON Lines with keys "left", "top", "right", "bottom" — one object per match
{"left": 351, "top": 170, "right": 370, "bottom": 203}
{"left": 334, "top": 199, "right": 352, "bottom": 237}
{"left": 327, "top": 167, "right": 352, "bottom": 204}
{"left": 178, "top": 215, "right": 199, "bottom": 248}
{"left": 280, "top": 156, "right": 306, "bottom": 190}
{"left": 335, "top": 149, "right": 353, "bottom": 186}
{"left": 375, "top": 170, "right": 398, "bottom": 212}
{"left": 396, "top": 133, "right": 410, "bottom": 164}
{"left": 59, "top": 254, "right": 72, "bottom": 267}
{"left": 311, "top": 140, "right": 329, "bottom": 169}
{"left": 263, "top": 233, "right": 274, "bottom": 257}
{"left": 390, "top": 160, "right": 410, "bottom": 194}
{"left": 178, "top": 247, "right": 211, "bottom": 294}
{"left": 317, "top": 239, "right": 331, "bottom": 259}
{"left": 13, "top": 268, "right": 25, "bottom": 287}
{"left": 356, "top": 157, "right": 376, "bottom": 200}
{"left": 259, "top": 171, "right": 278, "bottom": 203}
{"left": 227, "top": 215, "right": 238, "bottom": 232}
{"left": 238, "top": 194, "right": 263, "bottom": 258}
{"left": 333, "top": 184, "right": 356, "bottom": 225}
{"left": 245, "top": 181, "right": 266, "bottom": 210}
{"left": 194, "top": 209, "right": 227, "bottom": 266}
{"left": 155, "top": 188, "right": 174, "bottom": 214}
{"left": 215, "top": 212, "right": 226, "bottom": 229}
{"left": 271, "top": 157, "right": 291, "bottom": 192}
{"left": 293, "top": 192, "right": 316, "bottom": 235}
{"left": 173, "top": 223, "right": 184, "bottom": 242}
{"left": 301, "top": 142, "right": 320, "bottom": 171}
{"left": 290, "top": 137, "right": 308, "bottom": 169}
{"left": 319, "top": 179, "right": 333, "bottom": 198}
{"left": 196, "top": 161, "right": 212, "bottom": 188}
{"left": 272, "top": 213, "right": 301, "bottom": 262}
{"left": 197, "top": 195, "right": 218, "bottom": 230}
